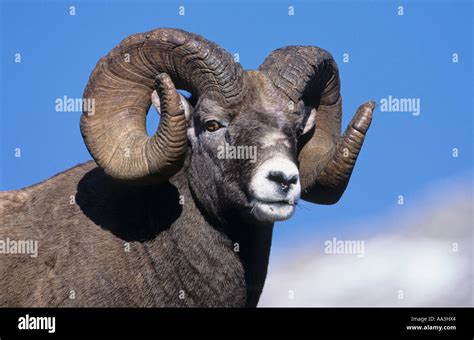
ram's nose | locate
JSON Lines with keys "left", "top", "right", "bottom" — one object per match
{"left": 250, "top": 158, "right": 301, "bottom": 202}
{"left": 267, "top": 170, "right": 298, "bottom": 193}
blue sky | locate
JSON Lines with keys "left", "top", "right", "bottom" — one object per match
{"left": 1, "top": 0, "right": 472, "bottom": 252}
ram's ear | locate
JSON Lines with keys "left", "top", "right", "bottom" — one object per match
{"left": 301, "top": 106, "right": 317, "bottom": 136}
{"left": 180, "top": 94, "right": 194, "bottom": 123}
{"left": 181, "top": 95, "right": 197, "bottom": 145}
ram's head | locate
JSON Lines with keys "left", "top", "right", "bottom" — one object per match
{"left": 80, "top": 28, "right": 374, "bottom": 224}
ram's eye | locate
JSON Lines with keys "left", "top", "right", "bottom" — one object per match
{"left": 296, "top": 126, "right": 304, "bottom": 137}
{"left": 205, "top": 120, "right": 222, "bottom": 132}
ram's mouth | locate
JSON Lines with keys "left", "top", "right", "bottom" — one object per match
{"left": 256, "top": 198, "right": 295, "bottom": 206}
{"left": 250, "top": 198, "right": 296, "bottom": 223}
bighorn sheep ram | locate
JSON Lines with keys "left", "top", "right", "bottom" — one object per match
{"left": 0, "top": 28, "right": 374, "bottom": 307}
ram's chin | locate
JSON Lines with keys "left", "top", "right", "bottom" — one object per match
{"left": 251, "top": 200, "right": 295, "bottom": 223}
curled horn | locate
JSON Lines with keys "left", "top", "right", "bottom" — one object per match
{"left": 81, "top": 28, "right": 245, "bottom": 183}
{"left": 259, "top": 46, "right": 374, "bottom": 204}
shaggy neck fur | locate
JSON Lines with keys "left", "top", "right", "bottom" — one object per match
{"left": 174, "top": 158, "right": 274, "bottom": 307}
